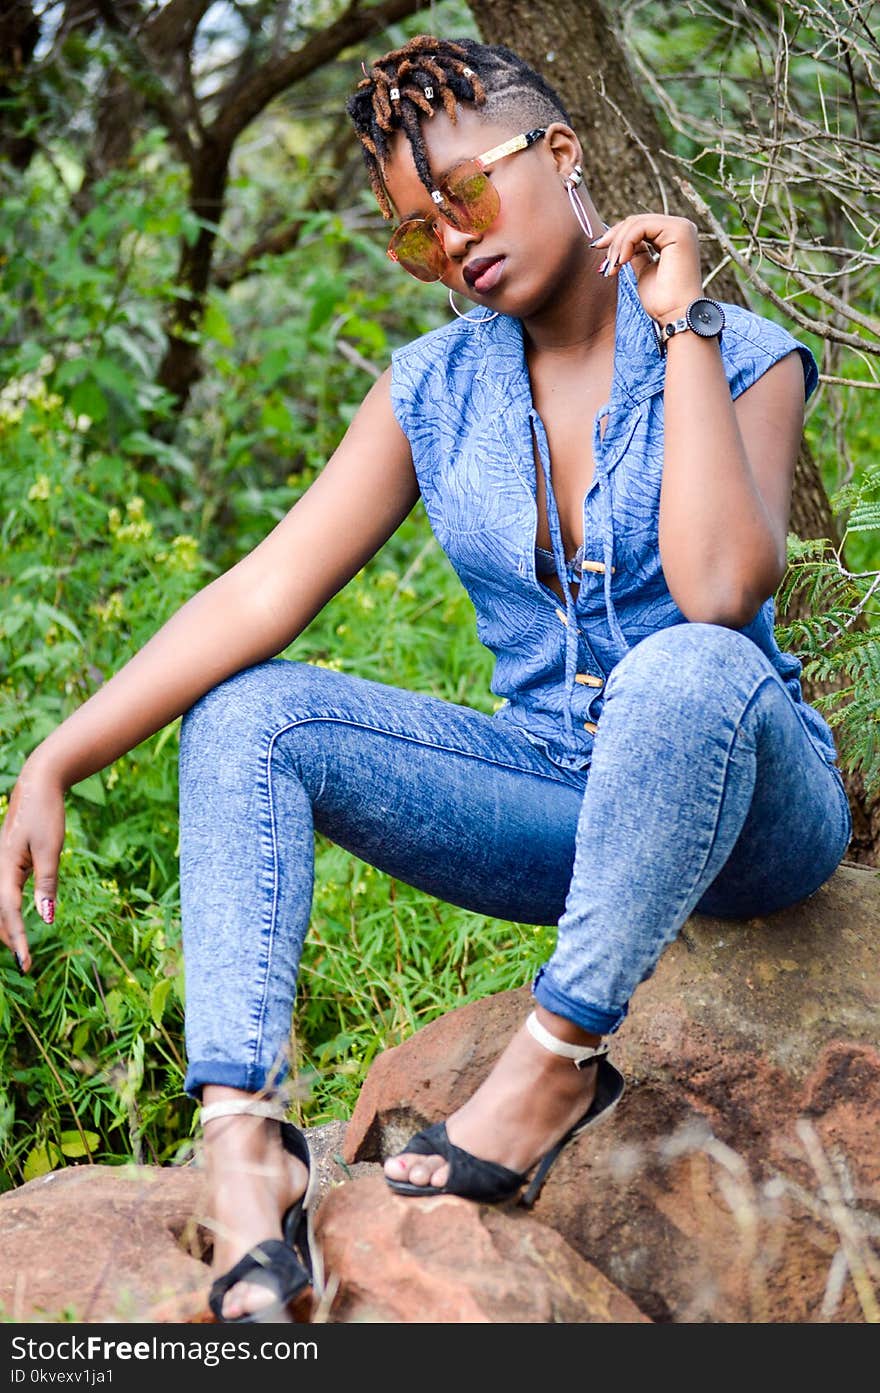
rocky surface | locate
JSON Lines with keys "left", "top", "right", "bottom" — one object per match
{"left": 314, "top": 1174, "right": 648, "bottom": 1322}
{"left": 0, "top": 1163, "right": 210, "bottom": 1323}
{"left": 1, "top": 863, "right": 876, "bottom": 1323}
{"left": 343, "top": 864, "right": 880, "bottom": 1322}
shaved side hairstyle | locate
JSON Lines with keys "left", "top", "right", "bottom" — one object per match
{"left": 346, "top": 34, "right": 571, "bottom": 218}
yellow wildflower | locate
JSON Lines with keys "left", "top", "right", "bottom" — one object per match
{"left": 27, "top": 475, "right": 51, "bottom": 502}
{"left": 91, "top": 592, "right": 125, "bottom": 626}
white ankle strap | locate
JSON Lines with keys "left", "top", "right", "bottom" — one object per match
{"left": 200, "top": 1099, "right": 287, "bottom": 1126}
{"left": 527, "top": 1010, "right": 608, "bottom": 1070}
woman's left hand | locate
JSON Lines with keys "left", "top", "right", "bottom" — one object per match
{"left": 591, "top": 215, "right": 704, "bottom": 323}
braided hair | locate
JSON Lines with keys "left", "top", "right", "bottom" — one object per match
{"left": 346, "top": 35, "right": 572, "bottom": 219}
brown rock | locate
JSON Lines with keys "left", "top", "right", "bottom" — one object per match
{"left": 314, "top": 1173, "right": 649, "bottom": 1322}
{"left": 3, "top": 868, "right": 875, "bottom": 1324}
{"left": 0, "top": 1164, "right": 210, "bottom": 1323}
{"left": 343, "top": 864, "right": 880, "bottom": 1323}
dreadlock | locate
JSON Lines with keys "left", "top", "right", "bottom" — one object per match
{"left": 346, "top": 35, "right": 572, "bottom": 219}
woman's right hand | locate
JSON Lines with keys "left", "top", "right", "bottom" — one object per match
{"left": 0, "top": 755, "right": 66, "bottom": 974}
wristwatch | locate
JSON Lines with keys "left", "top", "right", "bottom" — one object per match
{"left": 654, "top": 297, "right": 725, "bottom": 355}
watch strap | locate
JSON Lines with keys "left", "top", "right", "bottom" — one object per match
{"left": 654, "top": 298, "right": 724, "bottom": 356}
{"left": 656, "top": 313, "right": 688, "bottom": 351}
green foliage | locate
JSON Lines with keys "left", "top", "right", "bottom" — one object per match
{"left": 0, "top": 369, "right": 537, "bottom": 1178}
{"left": 0, "top": 50, "right": 521, "bottom": 1181}
{"left": 777, "top": 529, "right": 880, "bottom": 800}
{"left": 188, "top": 208, "right": 443, "bottom": 564}
{"left": 0, "top": 337, "right": 529, "bottom": 1181}
{"left": 0, "top": 1, "right": 491, "bottom": 1187}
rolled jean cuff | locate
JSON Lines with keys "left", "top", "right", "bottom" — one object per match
{"left": 183, "top": 1058, "right": 291, "bottom": 1103}
{"left": 531, "top": 966, "right": 627, "bottom": 1036}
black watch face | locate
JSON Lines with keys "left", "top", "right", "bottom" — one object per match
{"left": 687, "top": 299, "right": 724, "bottom": 337}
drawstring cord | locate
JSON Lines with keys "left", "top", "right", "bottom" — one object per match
{"left": 599, "top": 474, "right": 631, "bottom": 656}
{"left": 532, "top": 411, "right": 578, "bottom": 745}
{"left": 591, "top": 409, "right": 631, "bottom": 658}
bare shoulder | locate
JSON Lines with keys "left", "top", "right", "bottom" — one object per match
{"left": 733, "top": 348, "right": 806, "bottom": 437}
{"left": 235, "top": 367, "right": 420, "bottom": 629}
{"left": 320, "top": 365, "right": 416, "bottom": 489}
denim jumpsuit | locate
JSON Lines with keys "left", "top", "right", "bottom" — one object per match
{"left": 179, "top": 266, "right": 852, "bottom": 1100}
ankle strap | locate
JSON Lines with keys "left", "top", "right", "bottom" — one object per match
{"left": 200, "top": 1098, "right": 287, "bottom": 1126}
{"left": 526, "top": 1010, "right": 609, "bottom": 1070}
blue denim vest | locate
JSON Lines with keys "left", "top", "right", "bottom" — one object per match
{"left": 390, "top": 266, "right": 838, "bottom": 773}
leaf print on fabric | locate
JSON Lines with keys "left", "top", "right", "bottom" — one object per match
{"left": 389, "top": 269, "right": 838, "bottom": 771}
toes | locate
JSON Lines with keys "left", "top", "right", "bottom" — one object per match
{"left": 383, "top": 1153, "right": 410, "bottom": 1179}
{"left": 222, "top": 1279, "right": 275, "bottom": 1320}
{"left": 407, "top": 1158, "right": 438, "bottom": 1186}
{"left": 384, "top": 1152, "right": 447, "bottom": 1188}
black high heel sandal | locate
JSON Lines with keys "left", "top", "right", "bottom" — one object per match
{"left": 200, "top": 1099, "right": 323, "bottom": 1323}
{"left": 384, "top": 1011, "right": 625, "bottom": 1208}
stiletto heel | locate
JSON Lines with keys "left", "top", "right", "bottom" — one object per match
{"left": 200, "top": 1098, "right": 322, "bottom": 1322}
{"left": 385, "top": 1011, "right": 625, "bottom": 1206}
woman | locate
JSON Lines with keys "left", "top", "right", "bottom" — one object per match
{"left": 0, "top": 35, "right": 852, "bottom": 1322}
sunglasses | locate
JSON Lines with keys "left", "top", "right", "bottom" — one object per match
{"left": 386, "top": 128, "right": 547, "bottom": 282}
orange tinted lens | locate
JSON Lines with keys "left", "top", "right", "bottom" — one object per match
{"left": 387, "top": 219, "right": 446, "bottom": 281}
{"left": 440, "top": 161, "right": 499, "bottom": 232}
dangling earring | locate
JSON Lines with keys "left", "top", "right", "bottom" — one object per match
{"left": 564, "top": 165, "right": 594, "bottom": 240}
{"left": 448, "top": 288, "right": 498, "bottom": 323}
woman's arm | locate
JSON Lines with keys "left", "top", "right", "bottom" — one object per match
{"left": 659, "top": 336, "right": 804, "bottom": 626}
{"left": 593, "top": 216, "right": 805, "bottom": 627}
{"left": 31, "top": 369, "right": 417, "bottom": 784}
{"left": 0, "top": 368, "right": 418, "bottom": 966}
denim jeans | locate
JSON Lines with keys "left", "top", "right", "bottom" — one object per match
{"left": 178, "top": 622, "right": 852, "bottom": 1100}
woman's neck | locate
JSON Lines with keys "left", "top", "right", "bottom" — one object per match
{"left": 520, "top": 252, "right": 619, "bottom": 359}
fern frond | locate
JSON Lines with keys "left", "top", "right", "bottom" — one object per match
{"left": 846, "top": 501, "right": 880, "bottom": 534}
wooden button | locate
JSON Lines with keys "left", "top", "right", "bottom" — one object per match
{"left": 583, "top": 721, "right": 599, "bottom": 734}
{"left": 574, "top": 673, "right": 604, "bottom": 687}
{"left": 580, "top": 561, "right": 616, "bottom": 575}
{"left": 554, "top": 606, "right": 581, "bottom": 633}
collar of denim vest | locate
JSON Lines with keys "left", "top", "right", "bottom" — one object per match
{"left": 474, "top": 261, "right": 667, "bottom": 420}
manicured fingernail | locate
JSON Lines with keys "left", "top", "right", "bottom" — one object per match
{"left": 15, "top": 952, "right": 26, "bottom": 974}
{"left": 590, "top": 237, "right": 603, "bottom": 246}
{"left": 597, "top": 258, "right": 609, "bottom": 275}
{"left": 40, "top": 898, "right": 55, "bottom": 924}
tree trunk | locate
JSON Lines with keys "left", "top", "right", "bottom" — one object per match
{"left": 0, "top": 1, "right": 41, "bottom": 170}
{"left": 156, "top": 141, "right": 229, "bottom": 407}
{"left": 469, "top": 0, "right": 878, "bottom": 864}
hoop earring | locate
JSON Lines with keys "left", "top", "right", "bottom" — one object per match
{"left": 448, "top": 288, "right": 498, "bottom": 323}
{"left": 564, "top": 165, "right": 594, "bottom": 241}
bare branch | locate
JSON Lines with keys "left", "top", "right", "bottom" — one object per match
{"left": 620, "top": 0, "right": 879, "bottom": 381}
{"left": 676, "top": 175, "right": 876, "bottom": 355}
{"left": 141, "top": 0, "right": 214, "bottom": 56}
{"left": 336, "top": 338, "right": 383, "bottom": 380}
{"left": 819, "top": 376, "right": 880, "bottom": 389}
{"left": 208, "top": 0, "right": 428, "bottom": 150}
{"left": 89, "top": 0, "right": 199, "bottom": 163}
